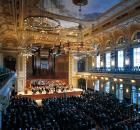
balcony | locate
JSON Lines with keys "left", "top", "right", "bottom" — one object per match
{"left": 89, "top": 66, "right": 140, "bottom": 74}
{"left": 0, "top": 67, "right": 15, "bottom": 89}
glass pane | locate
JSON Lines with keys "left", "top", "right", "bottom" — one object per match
{"left": 106, "top": 53, "right": 111, "bottom": 68}
{"left": 119, "top": 84, "right": 123, "bottom": 101}
{"left": 133, "top": 48, "right": 140, "bottom": 67}
{"left": 118, "top": 50, "right": 124, "bottom": 68}
{"left": 96, "top": 55, "right": 100, "bottom": 68}
{"left": 105, "top": 81, "right": 110, "bottom": 93}
{"left": 95, "top": 80, "right": 99, "bottom": 91}
{"left": 131, "top": 86, "right": 137, "bottom": 104}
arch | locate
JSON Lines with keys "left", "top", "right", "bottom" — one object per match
{"left": 131, "top": 31, "right": 140, "bottom": 42}
{"left": 4, "top": 56, "right": 16, "bottom": 71}
{"left": 106, "top": 40, "right": 112, "bottom": 48}
{"left": 77, "top": 59, "right": 86, "bottom": 72}
{"left": 116, "top": 36, "right": 125, "bottom": 45}
{"left": 78, "top": 78, "right": 86, "bottom": 90}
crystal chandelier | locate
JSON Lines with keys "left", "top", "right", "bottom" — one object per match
{"left": 24, "top": 16, "right": 61, "bottom": 33}
{"left": 63, "top": 0, "right": 94, "bottom": 55}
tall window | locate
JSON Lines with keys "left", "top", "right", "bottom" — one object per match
{"left": 78, "top": 59, "right": 85, "bottom": 72}
{"left": 133, "top": 48, "right": 140, "bottom": 67}
{"left": 96, "top": 55, "right": 100, "bottom": 68}
{"left": 133, "top": 32, "right": 140, "bottom": 42}
{"left": 118, "top": 50, "right": 124, "bottom": 67}
{"left": 106, "top": 52, "right": 111, "bottom": 68}
{"left": 95, "top": 80, "right": 99, "bottom": 91}
{"left": 131, "top": 86, "right": 137, "bottom": 104}
{"left": 119, "top": 84, "right": 123, "bottom": 102}
{"left": 104, "top": 81, "right": 110, "bottom": 93}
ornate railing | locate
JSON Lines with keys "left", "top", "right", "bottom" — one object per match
{"left": 89, "top": 67, "right": 140, "bottom": 74}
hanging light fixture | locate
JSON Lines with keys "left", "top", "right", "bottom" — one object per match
{"left": 24, "top": 16, "right": 60, "bottom": 33}
{"left": 73, "top": 0, "right": 88, "bottom": 6}
{"left": 24, "top": 0, "right": 61, "bottom": 34}
{"left": 63, "top": 0, "right": 94, "bottom": 55}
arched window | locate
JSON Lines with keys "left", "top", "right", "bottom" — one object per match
{"left": 132, "top": 31, "right": 140, "bottom": 43}
{"left": 77, "top": 59, "right": 85, "bottom": 72}
{"left": 106, "top": 40, "right": 111, "bottom": 48}
{"left": 117, "top": 36, "right": 125, "bottom": 45}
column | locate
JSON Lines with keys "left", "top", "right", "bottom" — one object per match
{"left": 85, "top": 56, "right": 88, "bottom": 71}
{"left": 68, "top": 53, "right": 73, "bottom": 85}
{"left": 72, "top": 77, "right": 78, "bottom": 88}
{"left": 0, "top": 53, "right": 3, "bottom": 68}
{"left": 16, "top": 54, "right": 27, "bottom": 92}
{"left": 85, "top": 78, "right": 88, "bottom": 90}
{"left": 0, "top": 110, "right": 2, "bottom": 130}
{"left": 0, "top": 43, "right": 3, "bottom": 67}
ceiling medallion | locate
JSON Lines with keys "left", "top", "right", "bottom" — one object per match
{"left": 24, "top": 16, "right": 61, "bottom": 33}
{"left": 73, "top": 0, "right": 88, "bottom": 6}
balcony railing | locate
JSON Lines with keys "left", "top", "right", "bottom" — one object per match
{"left": 0, "top": 67, "right": 15, "bottom": 88}
{"left": 89, "top": 66, "right": 140, "bottom": 74}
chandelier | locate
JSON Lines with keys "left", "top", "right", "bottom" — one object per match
{"left": 63, "top": 39, "right": 95, "bottom": 55}
{"left": 62, "top": 0, "right": 94, "bottom": 55}
{"left": 24, "top": 16, "right": 61, "bottom": 33}
{"left": 73, "top": 0, "right": 88, "bottom": 6}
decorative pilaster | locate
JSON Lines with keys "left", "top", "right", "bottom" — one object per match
{"left": 0, "top": 43, "right": 3, "bottom": 68}
{"left": 68, "top": 53, "right": 73, "bottom": 85}
{"left": 69, "top": 54, "right": 79, "bottom": 87}
{"left": 0, "top": 53, "right": 3, "bottom": 67}
{"left": 72, "top": 77, "right": 78, "bottom": 88}
{"left": 85, "top": 56, "right": 88, "bottom": 71}
{"left": 16, "top": 54, "right": 27, "bottom": 92}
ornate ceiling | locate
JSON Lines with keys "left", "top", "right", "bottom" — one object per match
{"left": 43, "top": 0, "right": 122, "bottom": 20}
{"left": 0, "top": 0, "right": 140, "bottom": 51}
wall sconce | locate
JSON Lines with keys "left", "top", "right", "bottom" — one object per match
{"left": 113, "top": 78, "right": 117, "bottom": 82}
{"left": 94, "top": 76, "right": 97, "bottom": 79}
{"left": 131, "top": 80, "right": 136, "bottom": 83}
{"left": 105, "top": 77, "right": 108, "bottom": 80}
{"left": 112, "top": 86, "right": 114, "bottom": 90}
{"left": 126, "top": 88, "right": 129, "bottom": 93}
{"left": 101, "top": 61, "right": 104, "bottom": 67}
{"left": 111, "top": 60, "right": 115, "bottom": 66}
{"left": 92, "top": 62, "right": 95, "bottom": 67}
{"left": 91, "top": 76, "right": 94, "bottom": 79}
{"left": 119, "top": 79, "right": 123, "bottom": 82}
{"left": 101, "top": 77, "right": 104, "bottom": 80}
{"left": 125, "top": 58, "right": 129, "bottom": 65}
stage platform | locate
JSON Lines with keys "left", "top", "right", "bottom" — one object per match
{"left": 18, "top": 88, "right": 83, "bottom": 100}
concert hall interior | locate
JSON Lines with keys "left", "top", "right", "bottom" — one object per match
{"left": 0, "top": 0, "right": 140, "bottom": 130}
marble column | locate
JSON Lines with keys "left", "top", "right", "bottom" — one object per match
{"left": 72, "top": 77, "right": 78, "bottom": 88}
{"left": 0, "top": 110, "right": 2, "bottom": 130}
{"left": 68, "top": 53, "right": 72, "bottom": 85}
{"left": 85, "top": 78, "right": 88, "bottom": 90}
{"left": 16, "top": 54, "right": 27, "bottom": 92}
{"left": 0, "top": 53, "right": 3, "bottom": 67}
{"left": 0, "top": 43, "right": 3, "bottom": 68}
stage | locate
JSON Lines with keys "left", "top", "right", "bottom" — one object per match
{"left": 18, "top": 88, "right": 83, "bottom": 100}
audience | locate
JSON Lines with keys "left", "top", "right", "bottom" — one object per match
{"left": 2, "top": 91, "right": 140, "bottom": 130}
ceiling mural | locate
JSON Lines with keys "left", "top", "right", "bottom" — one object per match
{"left": 43, "top": 0, "right": 122, "bottom": 20}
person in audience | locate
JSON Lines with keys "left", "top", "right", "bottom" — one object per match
{"left": 2, "top": 91, "right": 139, "bottom": 130}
